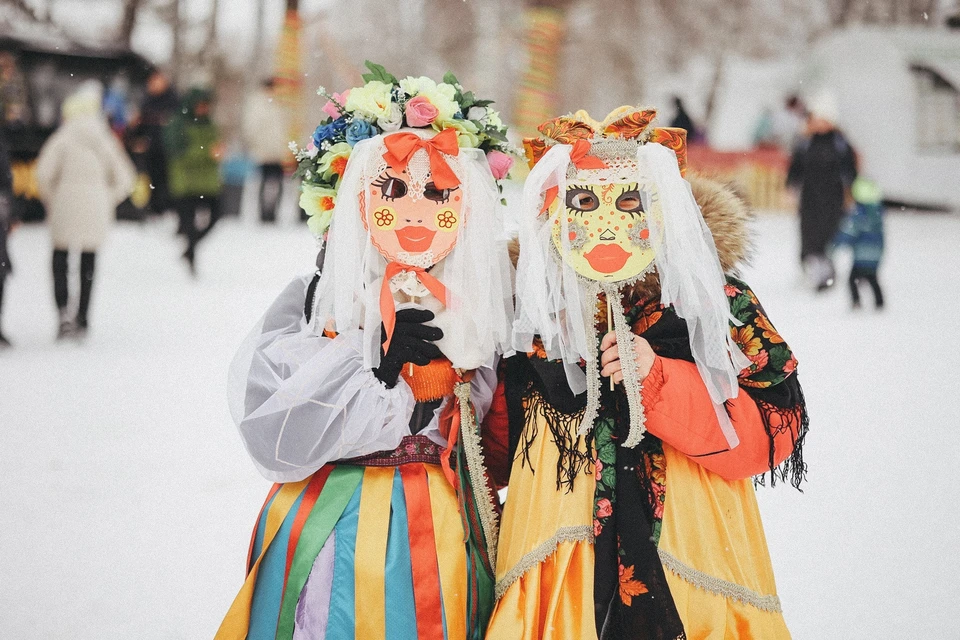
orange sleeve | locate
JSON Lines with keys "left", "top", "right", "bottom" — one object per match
{"left": 641, "top": 357, "right": 798, "bottom": 481}
{"left": 479, "top": 375, "right": 511, "bottom": 490}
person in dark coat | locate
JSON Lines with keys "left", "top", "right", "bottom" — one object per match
{"left": 787, "top": 92, "right": 857, "bottom": 290}
{"left": 0, "top": 127, "right": 14, "bottom": 346}
{"left": 669, "top": 96, "right": 696, "bottom": 139}
{"left": 134, "top": 70, "right": 179, "bottom": 214}
{"left": 164, "top": 87, "right": 221, "bottom": 273}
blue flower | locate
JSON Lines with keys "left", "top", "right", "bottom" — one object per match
{"left": 312, "top": 118, "right": 348, "bottom": 146}
{"left": 345, "top": 119, "right": 377, "bottom": 146}
{"left": 453, "top": 110, "right": 464, "bottom": 120}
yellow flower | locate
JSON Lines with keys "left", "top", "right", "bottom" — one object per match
{"left": 400, "top": 76, "right": 459, "bottom": 121}
{"left": 317, "top": 142, "right": 352, "bottom": 184}
{"left": 732, "top": 325, "right": 763, "bottom": 357}
{"left": 436, "top": 117, "right": 480, "bottom": 148}
{"left": 345, "top": 81, "right": 393, "bottom": 121}
{"left": 300, "top": 183, "right": 337, "bottom": 235}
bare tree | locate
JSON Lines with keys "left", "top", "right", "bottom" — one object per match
{"left": 118, "top": 0, "right": 143, "bottom": 49}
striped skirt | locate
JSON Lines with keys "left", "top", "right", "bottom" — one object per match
{"left": 217, "top": 437, "right": 470, "bottom": 640}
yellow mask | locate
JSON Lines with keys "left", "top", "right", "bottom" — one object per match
{"left": 549, "top": 180, "right": 657, "bottom": 283}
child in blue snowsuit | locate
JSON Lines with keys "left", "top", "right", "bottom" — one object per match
{"left": 836, "top": 177, "right": 884, "bottom": 309}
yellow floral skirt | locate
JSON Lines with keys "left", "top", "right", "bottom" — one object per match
{"left": 487, "top": 408, "right": 791, "bottom": 639}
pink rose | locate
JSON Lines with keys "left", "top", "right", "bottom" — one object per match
{"left": 596, "top": 498, "right": 613, "bottom": 519}
{"left": 594, "top": 519, "right": 602, "bottom": 537}
{"left": 594, "top": 459, "right": 603, "bottom": 481}
{"left": 405, "top": 96, "right": 439, "bottom": 127}
{"left": 322, "top": 90, "right": 350, "bottom": 119}
{"left": 486, "top": 150, "right": 514, "bottom": 180}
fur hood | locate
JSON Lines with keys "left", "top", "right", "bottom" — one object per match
{"left": 508, "top": 174, "right": 752, "bottom": 302}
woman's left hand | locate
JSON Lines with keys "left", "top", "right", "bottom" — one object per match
{"left": 599, "top": 331, "right": 657, "bottom": 385}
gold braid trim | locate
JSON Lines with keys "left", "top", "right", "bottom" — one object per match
{"left": 658, "top": 549, "right": 783, "bottom": 613}
{"left": 455, "top": 381, "right": 500, "bottom": 572}
{"left": 494, "top": 525, "right": 595, "bottom": 600}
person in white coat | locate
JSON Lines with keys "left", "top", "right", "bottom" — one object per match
{"left": 35, "top": 80, "right": 136, "bottom": 338}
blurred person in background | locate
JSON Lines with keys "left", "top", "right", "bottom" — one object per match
{"left": 0, "top": 51, "right": 29, "bottom": 128}
{"left": 103, "top": 74, "right": 131, "bottom": 137}
{"left": 669, "top": 96, "right": 697, "bottom": 140}
{"left": 134, "top": 69, "right": 179, "bottom": 215}
{"left": 242, "top": 77, "right": 291, "bottom": 223}
{"left": 164, "top": 87, "right": 221, "bottom": 274}
{"left": 774, "top": 94, "right": 806, "bottom": 153}
{"left": 0, "top": 127, "right": 14, "bottom": 347}
{"left": 787, "top": 91, "right": 857, "bottom": 291}
{"left": 35, "top": 81, "right": 136, "bottom": 340}
{"left": 835, "top": 176, "right": 885, "bottom": 310}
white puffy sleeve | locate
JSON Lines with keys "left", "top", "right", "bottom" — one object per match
{"left": 229, "top": 276, "right": 416, "bottom": 482}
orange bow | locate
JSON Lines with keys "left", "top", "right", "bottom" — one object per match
{"left": 382, "top": 128, "right": 461, "bottom": 190}
{"left": 380, "top": 261, "right": 450, "bottom": 354}
{"left": 569, "top": 139, "right": 608, "bottom": 170}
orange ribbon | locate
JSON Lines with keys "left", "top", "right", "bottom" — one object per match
{"left": 382, "top": 128, "right": 461, "bottom": 190}
{"left": 380, "top": 261, "right": 449, "bottom": 354}
{"left": 569, "top": 138, "right": 608, "bottom": 169}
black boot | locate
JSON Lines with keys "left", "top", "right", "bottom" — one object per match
{"left": 75, "top": 251, "right": 96, "bottom": 335}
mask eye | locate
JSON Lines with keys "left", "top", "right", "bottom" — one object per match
{"left": 566, "top": 188, "right": 599, "bottom": 212}
{"left": 423, "top": 182, "right": 454, "bottom": 204}
{"left": 616, "top": 189, "right": 644, "bottom": 213}
{"left": 373, "top": 175, "right": 408, "bottom": 201}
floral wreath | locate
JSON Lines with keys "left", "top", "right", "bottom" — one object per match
{"left": 291, "top": 61, "right": 516, "bottom": 236}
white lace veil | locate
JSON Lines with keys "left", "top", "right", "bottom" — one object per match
{"left": 312, "top": 129, "right": 514, "bottom": 371}
{"left": 512, "top": 140, "right": 749, "bottom": 448}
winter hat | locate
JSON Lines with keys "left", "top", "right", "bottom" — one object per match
{"left": 62, "top": 80, "right": 103, "bottom": 120}
{"left": 808, "top": 89, "right": 839, "bottom": 124}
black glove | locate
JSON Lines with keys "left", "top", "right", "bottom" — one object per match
{"left": 374, "top": 308, "right": 444, "bottom": 388}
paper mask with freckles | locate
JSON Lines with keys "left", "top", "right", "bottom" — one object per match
{"left": 361, "top": 151, "right": 463, "bottom": 268}
{"left": 547, "top": 180, "right": 658, "bottom": 283}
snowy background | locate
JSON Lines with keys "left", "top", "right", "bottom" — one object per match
{"left": 1, "top": 208, "right": 958, "bottom": 639}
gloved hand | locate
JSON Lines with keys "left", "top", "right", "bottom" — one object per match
{"left": 374, "top": 308, "right": 444, "bottom": 388}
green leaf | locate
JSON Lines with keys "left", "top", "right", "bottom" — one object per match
{"left": 471, "top": 99, "right": 494, "bottom": 107}
{"left": 729, "top": 294, "right": 751, "bottom": 319}
{"left": 361, "top": 60, "right": 397, "bottom": 85}
{"left": 484, "top": 127, "right": 508, "bottom": 142}
{"left": 767, "top": 345, "right": 791, "bottom": 371}
{"left": 442, "top": 71, "right": 460, "bottom": 86}
{"left": 460, "top": 90, "right": 476, "bottom": 109}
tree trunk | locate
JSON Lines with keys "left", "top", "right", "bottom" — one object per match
{"left": 119, "top": 0, "right": 142, "bottom": 49}
{"left": 171, "top": 0, "right": 182, "bottom": 86}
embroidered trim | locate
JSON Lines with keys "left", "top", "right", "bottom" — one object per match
{"left": 339, "top": 435, "right": 442, "bottom": 466}
{"left": 494, "top": 525, "right": 595, "bottom": 600}
{"left": 657, "top": 549, "right": 783, "bottom": 613}
{"left": 455, "top": 381, "right": 500, "bottom": 571}
{"left": 604, "top": 284, "right": 647, "bottom": 448}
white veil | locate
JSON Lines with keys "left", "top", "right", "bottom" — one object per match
{"left": 312, "top": 130, "right": 514, "bottom": 370}
{"left": 512, "top": 141, "right": 749, "bottom": 448}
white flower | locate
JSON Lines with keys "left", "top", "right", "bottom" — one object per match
{"left": 288, "top": 141, "right": 299, "bottom": 153}
{"left": 306, "top": 146, "right": 319, "bottom": 158}
{"left": 377, "top": 102, "right": 403, "bottom": 132}
{"left": 467, "top": 106, "right": 486, "bottom": 122}
{"left": 485, "top": 108, "right": 503, "bottom": 129}
{"left": 316, "top": 85, "right": 326, "bottom": 96}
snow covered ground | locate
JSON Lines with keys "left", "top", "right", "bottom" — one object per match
{"left": 1, "top": 210, "right": 958, "bottom": 639}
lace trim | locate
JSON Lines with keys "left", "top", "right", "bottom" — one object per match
{"left": 604, "top": 284, "right": 647, "bottom": 448}
{"left": 579, "top": 281, "right": 601, "bottom": 437}
{"left": 494, "top": 525, "right": 595, "bottom": 600}
{"left": 455, "top": 381, "right": 500, "bottom": 571}
{"left": 658, "top": 549, "right": 783, "bottom": 613}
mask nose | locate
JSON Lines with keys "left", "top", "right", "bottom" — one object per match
{"left": 599, "top": 228, "right": 616, "bottom": 241}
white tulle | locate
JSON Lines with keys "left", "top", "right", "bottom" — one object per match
{"left": 311, "top": 130, "right": 514, "bottom": 372}
{"left": 638, "top": 143, "right": 750, "bottom": 447}
{"left": 230, "top": 275, "right": 503, "bottom": 484}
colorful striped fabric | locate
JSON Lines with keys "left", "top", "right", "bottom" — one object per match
{"left": 216, "top": 461, "right": 470, "bottom": 640}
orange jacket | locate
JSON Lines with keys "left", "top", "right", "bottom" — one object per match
{"left": 641, "top": 356, "right": 800, "bottom": 480}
